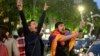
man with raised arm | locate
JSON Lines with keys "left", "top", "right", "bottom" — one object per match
{"left": 17, "top": 1, "right": 48, "bottom": 56}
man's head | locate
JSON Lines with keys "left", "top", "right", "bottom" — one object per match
{"left": 55, "top": 22, "right": 65, "bottom": 33}
{"left": 28, "top": 20, "right": 38, "bottom": 32}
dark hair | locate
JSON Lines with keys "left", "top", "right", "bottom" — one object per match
{"left": 55, "top": 22, "right": 64, "bottom": 28}
{"left": 17, "top": 28, "right": 23, "bottom": 37}
{"left": 0, "top": 25, "right": 9, "bottom": 42}
{"left": 27, "top": 20, "right": 35, "bottom": 26}
{"left": 13, "top": 35, "right": 18, "bottom": 39}
{"left": 0, "top": 30, "right": 7, "bottom": 42}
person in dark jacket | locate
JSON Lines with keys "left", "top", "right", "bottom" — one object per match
{"left": 16, "top": 1, "right": 48, "bottom": 56}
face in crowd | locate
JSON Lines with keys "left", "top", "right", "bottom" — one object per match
{"left": 28, "top": 20, "right": 38, "bottom": 32}
{"left": 55, "top": 22, "right": 65, "bottom": 34}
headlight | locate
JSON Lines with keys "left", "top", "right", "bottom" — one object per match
{"left": 79, "top": 53, "right": 83, "bottom": 56}
{"left": 74, "top": 49, "right": 80, "bottom": 53}
{"left": 80, "top": 48, "right": 84, "bottom": 52}
{"left": 76, "top": 50, "right": 80, "bottom": 53}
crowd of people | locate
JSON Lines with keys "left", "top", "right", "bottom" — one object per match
{"left": 0, "top": 1, "right": 93, "bottom": 56}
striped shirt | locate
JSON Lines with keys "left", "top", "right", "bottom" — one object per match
{"left": 17, "top": 37, "right": 25, "bottom": 56}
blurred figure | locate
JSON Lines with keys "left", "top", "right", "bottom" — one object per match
{"left": 64, "top": 28, "right": 71, "bottom": 49}
{"left": 4, "top": 27, "right": 20, "bottom": 56}
{"left": 17, "top": 28, "right": 25, "bottom": 56}
{"left": 49, "top": 22, "right": 79, "bottom": 56}
{"left": 17, "top": 1, "right": 48, "bottom": 56}
{"left": 0, "top": 26, "right": 9, "bottom": 56}
{"left": 68, "top": 22, "right": 85, "bottom": 56}
{"left": 64, "top": 28, "right": 73, "bottom": 56}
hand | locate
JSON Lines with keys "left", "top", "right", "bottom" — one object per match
{"left": 16, "top": 0, "right": 23, "bottom": 11}
{"left": 80, "top": 21, "right": 85, "bottom": 29}
{"left": 43, "top": 2, "right": 49, "bottom": 11}
{"left": 73, "top": 32, "right": 79, "bottom": 37}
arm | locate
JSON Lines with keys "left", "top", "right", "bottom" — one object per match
{"left": 59, "top": 32, "right": 79, "bottom": 41}
{"left": 17, "top": 0, "right": 30, "bottom": 35}
{"left": 37, "top": 3, "right": 48, "bottom": 34}
{"left": 19, "top": 11, "right": 30, "bottom": 35}
{"left": 37, "top": 11, "right": 46, "bottom": 34}
{"left": 12, "top": 38, "right": 20, "bottom": 56}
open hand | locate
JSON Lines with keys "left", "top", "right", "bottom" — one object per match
{"left": 16, "top": 0, "right": 23, "bottom": 11}
{"left": 43, "top": 2, "right": 49, "bottom": 11}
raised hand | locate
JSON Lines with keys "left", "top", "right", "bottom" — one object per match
{"left": 16, "top": 0, "right": 23, "bottom": 11}
{"left": 43, "top": 2, "right": 49, "bottom": 11}
{"left": 80, "top": 21, "right": 85, "bottom": 29}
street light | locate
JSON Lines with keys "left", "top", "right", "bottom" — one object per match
{"left": 78, "top": 5, "right": 84, "bottom": 12}
{"left": 78, "top": 5, "right": 85, "bottom": 23}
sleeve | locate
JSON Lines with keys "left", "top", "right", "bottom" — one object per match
{"left": 19, "top": 11, "right": 30, "bottom": 35}
{"left": 50, "top": 34, "right": 63, "bottom": 56}
{"left": 1, "top": 44, "right": 9, "bottom": 56}
{"left": 3, "top": 47, "right": 9, "bottom": 56}
{"left": 12, "top": 38, "right": 20, "bottom": 56}
{"left": 37, "top": 11, "right": 46, "bottom": 34}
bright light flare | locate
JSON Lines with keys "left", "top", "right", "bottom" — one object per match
{"left": 78, "top": 5, "right": 85, "bottom": 12}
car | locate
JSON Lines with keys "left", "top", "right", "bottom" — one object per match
{"left": 78, "top": 41, "right": 100, "bottom": 56}
{"left": 74, "top": 37, "right": 91, "bottom": 54}
{"left": 85, "top": 41, "right": 100, "bottom": 56}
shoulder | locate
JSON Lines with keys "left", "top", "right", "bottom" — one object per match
{"left": 9, "top": 38, "right": 16, "bottom": 42}
{"left": 51, "top": 30, "right": 60, "bottom": 36}
{"left": 50, "top": 31, "right": 62, "bottom": 40}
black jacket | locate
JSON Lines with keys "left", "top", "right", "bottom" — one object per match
{"left": 19, "top": 11, "right": 46, "bottom": 56}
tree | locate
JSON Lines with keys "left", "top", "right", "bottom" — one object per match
{"left": 0, "top": 0, "right": 99, "bottom": 31}
{"left": 0, "top": 0, "right": 19, "bottom": 31}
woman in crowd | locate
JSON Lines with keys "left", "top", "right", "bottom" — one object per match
{"left": 4, "top": 27, "right": 20, "bottom": 56}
